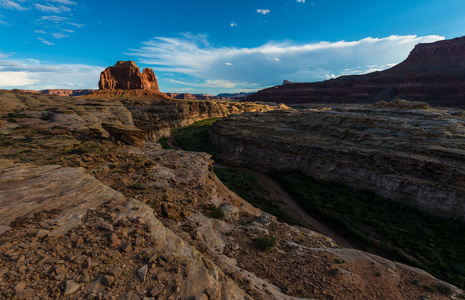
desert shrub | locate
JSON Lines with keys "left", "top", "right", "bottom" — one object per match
{"left": 157, "top": 138, "right": 171, "bottom": 149}
{"left": 129, "top": 183, "right": 145, "bottom": 190}
{"left": 329, "top": 268, "right": 340, "bottom": 276}
{"left": 210, "top": 207, "right": 225, "bottom": 219}
{"left": 422, "top": 284, "right": 436, "bottom": 293}
{"left": 253, "top": 236, "right": 276, "bottom": 250}
{"left": 435, "top": 283, "right": 453, "bottom": 296}
{"left": 68, "top": 147, "right": 88, "bottom": 155}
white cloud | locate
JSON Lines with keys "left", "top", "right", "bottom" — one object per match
{"left": 0, "top": 71, "right": 38, "bottom": 87}
{"left": 49, "top": 0, "right": 77, "bottom": 5}
{"left": 40, "top": 15, "right": 67, "bottom": 22}
{"left": 68, "top": 22, "right": 84, "bottom": 27}
{"left": 35, "top": 4, "right": 71, "bottom": 13}
{"left": 129, "top": 34, "right": 444, "bottom": 89}
{"left": 0, "top": 0, "right": 27, "bottom": 10}
{"left": 0, "top": 58, "right": 103, "bottom": 89}
{"left": 61, "top": 29, "right": 74, "bottom": 33}
{"left": 224, "top": 62, "right": 233, "bottom": 66}
{"left": 297, "top": 0, "right": 305, "bottom": 2}
{"left": 230, "top": 21, "right": 237, "bottom": 27}
{"left": 257, "top": 9, "right": 270, "bottom": 14}
{"left": 37, "top": 37, "right": 55, "bottom": 45}
{"left": 52, "top": 32, "right": 68, "bottom": 39}
{"left": 35, "top": 30, "right": 46, "bottom": 34}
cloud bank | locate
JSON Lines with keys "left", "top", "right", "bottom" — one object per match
{"left": 128, "top": 34, "right": 444, "bottom": 90}
{"left": 0, "top": 58, "right": 102, "bottom": 89}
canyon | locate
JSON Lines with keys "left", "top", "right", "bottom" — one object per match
{"left": 247, "top": 36, "right": 465, "bottom": 108}
{"left": 210, "top": 100, "right": 465, "bottom": 220}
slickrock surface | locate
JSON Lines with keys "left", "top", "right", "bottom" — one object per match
{"left": 248, "top": 36, "right": 465, "bottom": 107}
{"left": 98, "top": 61, "right": 159, "bottom": 91}
{"left": 210, "top": 100, "right": 465, "bottom": 220}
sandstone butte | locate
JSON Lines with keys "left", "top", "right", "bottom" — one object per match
{"left": 1, "top": 89, "right": 463, "bottom": 299}
{"left": 247, "top": 36, "right": 465, "bottom": 108}
{"left": 98, "top": 61, "right": 160, "bottom": 91}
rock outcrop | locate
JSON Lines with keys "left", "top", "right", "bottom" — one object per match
{"left": 248, "top": 36, "right": 465, "bottom": 108}
{"left": 98, "top": 61, "right": 159, "bottom": 91}
{"left": 123, "top": 99, "right": 289, "bottom": 141}
{"left": 210, "top": 101, "right": 465, "bottom": 220}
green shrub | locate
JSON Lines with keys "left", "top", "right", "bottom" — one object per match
{"left": 210, "top": 207, "right": 225, "bottom": 219}
{"left": 253, "top": 236, "right": 276, "bottom": 250}
{"left": 68, "top": 147, "right": 88, "bottom": 155}
{"left": 422, "top": 284, "right": 436, "bottom": 293}
{"left": 412, "top": 279, "right": 420, "bottom": 286}
{"left": 435, "top": 283, "right": 453, "bottom": 296}
{"left": 129, "top": 183, "right": 145, "bottom": 190}
{"left": 329, "top": 268, "right": 340, "bottom": 276}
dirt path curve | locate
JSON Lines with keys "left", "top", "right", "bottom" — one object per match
{"left": 167, "top": 133, "right": 359, "bottom": 249}
{"left": 214, "top": 163, "right": 359, "bottom": 249}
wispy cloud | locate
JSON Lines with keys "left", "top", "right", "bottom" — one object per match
{"left": 230, "top": 21, "right": 237, "bottom": 27}
{"left": 35, "top": 30, "right": 46, "bottom": 34}
{"left": 128, "top": 34, "right": 444, "bottom": 89}
{"left": 0, "top": 57, "right": 102, "bottom": 89}
{"left": 68, "top": 22, "right": 84, "bottom": 28}
{"left": 52, "top": 32, "right": 68, "bottom": 39}
{"left": 297, "top": 0, "right": 305, "bottom": 3}
{"left": 37, "top": 37, "right": 55, "bottom": 45}
{"left": 49, "top": 0, "right": 77, "bottom": 5}
{"left": 0, "top": 0, "right": 28, "bottom": 11}
{"left": 35, "top": 4, "right": 71, "bottom": 13}
{"left": 61, "top": 28, "right": 74, "bottom": 33}
{"left": 257, "top": 9, "right": 270, "bottom": 15}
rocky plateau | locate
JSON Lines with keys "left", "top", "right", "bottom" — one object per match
{"left": 247, "top": 36, "right": 465, "bottom": 108}
{"left": 0, "top": 88, "right": 462, "bottom": 299}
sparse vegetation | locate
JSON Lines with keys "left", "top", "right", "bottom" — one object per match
{"left": 422, "top": 284, "right": 436, "bottom": 293}
{"left": 173, "top": 118, "right": 221, "bottom": 160}
{"left": 129, "top": 182, "right": 145, "bottom": 190}
{"left": 435, "top": 283, "right": 453, "bottom": 296}
{"left": 271, "top": 171, "right": 465, "bottom": 289}
{"left": 329, "top": 268, "right": 340, "bottom": 276}
{"left": 210, "top": 206, "right": 225, "bottom": 219}
{"left": 253, "top": 235, "right": 276, "bottom": 250}
{"left": 214, "top": 167, "right": 300, "bottom": 226}
{"left": 68, "top": 147, "right": 88, "bottom": 155}
{"left": 157, "top": 137, "right": 171, "bottom": 149}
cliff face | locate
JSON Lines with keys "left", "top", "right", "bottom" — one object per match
{"left": 210, "top": 100, "right": 465, "bottom": 220}
{"left": 98, "top": 61, "right": 159, "bottom": 91}
{"left": 123, "top": 99, "right": 289, "bottom": 141}
{"left": 248, "top": 36, "right": 465, "bottom": 107}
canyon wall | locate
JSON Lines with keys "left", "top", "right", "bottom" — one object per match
{"left": 247, "top": 36, "right": 465, "bottom": 107}
{"left": 210, "top": 100, "right": 465, "bottom": 219}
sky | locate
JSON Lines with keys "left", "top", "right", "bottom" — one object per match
{"left": 0, "top": 0, "right": 464, "bottom": 95}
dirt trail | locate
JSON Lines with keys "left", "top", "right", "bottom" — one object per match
{"left": 167, "top": 133, "right": 359, "bottom": 249}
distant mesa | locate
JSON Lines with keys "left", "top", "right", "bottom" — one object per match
{"left": 248, "top": 36, "right": 465, "bottom": 108}
{"left": 98, "top": 61, "right": 159, "bottom": 91}
{"left": 22, "top": 89, "right": 94, "bottom": 97}
{"left": 282, "top": 80, "right": 292, "bottom": 85}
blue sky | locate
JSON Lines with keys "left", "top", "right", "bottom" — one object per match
{"left": 0, "top": 0, "right": 464, "bottom": 94}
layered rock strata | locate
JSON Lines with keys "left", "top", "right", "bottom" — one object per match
{"left": 248, "top": 36, "right": 465, "bottom": 107}
{"left": 210, "top": 100, "right": 465, "bottom": 219}
{"left": 98, "top": 61, "right": 159, "bottom": 91}
{"left": 122, "top": 99, "right": 289, "bottom": 141}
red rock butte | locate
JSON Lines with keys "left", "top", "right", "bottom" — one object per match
{"left": 98, "top": 61, "right": 159, "bottom": 91}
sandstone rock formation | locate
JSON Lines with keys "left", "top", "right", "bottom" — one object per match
{"left": 248, "top": 36, "right": 465, "bottom": 108}
{"left": 0, "top": 90, "right": 463, "bottom": 299}
{"left": 210, "top": 101, "right": 465, "bottom": 220}
{"left": 122, "top": 98, "right": 289, "bottom": 141}
{"left": 98, "top": 61, "right": 159, "bottom": 91}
